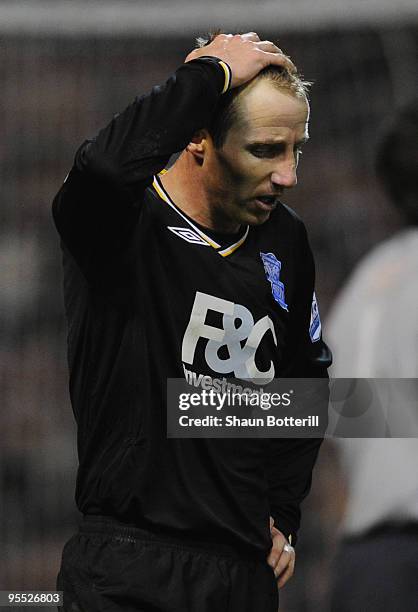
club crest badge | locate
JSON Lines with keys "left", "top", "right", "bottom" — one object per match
{"left": 309, "top": 291, "right": 321, "bottom": 342}
{"left": 260, "top": 252, "right": 288, "bottom": 311}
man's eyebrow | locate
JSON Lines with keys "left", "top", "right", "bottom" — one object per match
{"left": 245, "top": 136, "right": 310, "bottom": 147}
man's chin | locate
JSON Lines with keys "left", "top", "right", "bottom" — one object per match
{"left": 241, "top": 199, "right": 278, "bottom": 225}
{"left": 244, "top": 209, "right": 272, "bottom": 226}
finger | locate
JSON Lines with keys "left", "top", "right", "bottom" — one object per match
{"left": 241, "top": 32, "right": 260, "bottom": 41}
{"left": 267, "top": 550, "right": 279, "bottom": 569}
{"left": 257, "top": 49, "right": 297, "bottom": 73}
{"left": 273, "top": 549, "right": 292, "bottom": 578}
{"left": 267, "top": 527, "right": 286, "bottom": 566}
{"left": 205, "top": 33, "right": 231, "bottom": 46}
{"left": 267, "top": 541, "right": 285, "bottom": 568}
{"left": 277, "top": 558, "right": 295, "bottom": 589}
{"left": 256, "top": 40, "right": 282, "bottom": 54}
{"left": 269, "top": 517, "right": 274, "bottom": 530}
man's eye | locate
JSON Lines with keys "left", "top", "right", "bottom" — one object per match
{"left": 250, "top": 148, "right": 276, "bottom": 158}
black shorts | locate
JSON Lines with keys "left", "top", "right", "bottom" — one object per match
{"left": 57, "top": 516, "right": 279, "bottom": 612}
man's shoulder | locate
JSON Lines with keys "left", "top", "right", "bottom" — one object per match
{"left": 265, "top": 201, "right": 307, "bottom": 237}
{"left": 276, "top": 201, "right": 304, "bottom": 225}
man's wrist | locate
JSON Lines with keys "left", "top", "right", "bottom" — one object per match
{"left": 185, "top": 56, "right": 232, "bottom": 95}
{"left": 271, "top": 517, "right": 297, "bottom": 547}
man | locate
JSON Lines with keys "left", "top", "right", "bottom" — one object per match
{"left": 327, "top": 100, "right": 418, "bottom": 612}
{"left": 53, "top": 32, "right": 331, "bottom": 611}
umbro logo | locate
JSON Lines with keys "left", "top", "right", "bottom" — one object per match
{"left": 168, "top": 227, "right": 209, "bottom": 246}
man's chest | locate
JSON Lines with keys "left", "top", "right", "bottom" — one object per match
{"left": 129, "top": 192, "right": 302, "bottom": 383}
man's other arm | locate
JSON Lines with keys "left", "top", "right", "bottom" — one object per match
{"left": 265, "top": 220, "right": 332, "bottom": 546}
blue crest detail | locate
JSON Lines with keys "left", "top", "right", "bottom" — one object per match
{"left": 260, "top": 252, "right": 288, "bottom": 311}
{"left": 309, "top": 291, "right": 322, "bottom": 342}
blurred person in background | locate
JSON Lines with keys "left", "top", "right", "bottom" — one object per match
{"left": 52, "top": 32, "right": 331, "bottom": 611}
{"left": 326, "top": 100, "right": 418, "bottom": 612}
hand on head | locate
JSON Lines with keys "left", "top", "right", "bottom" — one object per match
{"left": 185, "top": 32, "right": 296, "bottom": 89}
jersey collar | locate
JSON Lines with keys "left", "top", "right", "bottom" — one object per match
{"left": 152, "top": 172, "right": 249, "bottom": 257}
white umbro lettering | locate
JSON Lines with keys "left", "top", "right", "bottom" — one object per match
{"left": 168, "top": 226, "right": 209, "bottom": 246}
{"left": 182, "top": 291, "right": 277, "bottom": 385}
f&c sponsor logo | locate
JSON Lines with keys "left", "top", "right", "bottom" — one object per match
{"left": 182, "top": 291, "right": 277, "bottom": 385}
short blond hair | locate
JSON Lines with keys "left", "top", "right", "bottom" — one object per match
{"left": 196, "top": 32, "right": 311, "bottom": 147}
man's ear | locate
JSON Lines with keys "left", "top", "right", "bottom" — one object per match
{"left": 186, "top": 129, "right": 212, "bottom": 161}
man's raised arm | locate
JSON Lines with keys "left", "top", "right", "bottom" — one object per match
{"left": 52, "top": 33, "right": 293, "bottom": 275}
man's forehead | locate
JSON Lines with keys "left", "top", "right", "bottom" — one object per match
{"left": 236, "top": 110, "right": 309, "bottom": 143}
{"left": 245, "top": 116, "right": 309, "bottom": 134}
{"left": 235, "top": 81, "right": 309, "bottom": 134}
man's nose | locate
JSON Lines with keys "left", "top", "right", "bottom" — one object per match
{"left": 271, "top": 162, "right": 297, "bottom": 189}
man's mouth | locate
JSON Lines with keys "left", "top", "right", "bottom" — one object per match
{"left": 254, "top": 195, "right": 279, "bottom": 211}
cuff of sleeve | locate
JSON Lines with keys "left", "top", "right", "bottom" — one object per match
{"left": 187, "top": 56, "right": 232, "bottom": 94}
{"left": 271, "top": 516, "right": 298, "bottom": 547}
{"left": 285, "top": 531, "right": 297, "bottom": 547}
{"left": 217, "top": 60, "right": 232, "bottom": 93}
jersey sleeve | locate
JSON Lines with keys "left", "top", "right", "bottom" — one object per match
{"left": 265, "top": 220, "right": 332, "bottom": 545}
{"left": 51, "top": 57, "right": 231, "bottom": 283}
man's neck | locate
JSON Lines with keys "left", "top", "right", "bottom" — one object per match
{"left": 159, "top": 153, "right": 240, "bottom": 234}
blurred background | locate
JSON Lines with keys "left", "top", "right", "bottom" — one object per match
{"left": 1, "top": 1, "right": 417, "bottom": 609}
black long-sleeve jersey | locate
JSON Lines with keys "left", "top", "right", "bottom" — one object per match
{"left": 52, "top": 57, "right": 331, "bottom": 559}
